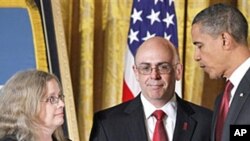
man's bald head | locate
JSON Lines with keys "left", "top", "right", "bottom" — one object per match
{"left": 135, "top": 37, "right": 179, "bottom": 65}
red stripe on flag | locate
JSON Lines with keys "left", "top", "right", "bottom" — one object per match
{"left": 122, "top": 80, "right": 135, "bottom": 102}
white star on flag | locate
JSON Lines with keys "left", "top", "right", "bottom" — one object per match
{"left": 142, "top": 31, "right": 156, "bottom": 41}
{"left": 163, "top": 12, "right": 175, "bottom": 28}
{"left": 128, "top": 29, "right": 139, "bottom": 44}
{"left": 154, "top": 0, "right": 164, "bottom": 5}
{"left": 169, "top": 0, "right": 174, "bottom": 6}
{"left": 131, "top": 8, "right": 143, "bottom": 24}
{"left": 164, "top": 32, "right": 172, "bottom": 40}
{"left": 146, "top": 9, "right": 160, "bottom": 25}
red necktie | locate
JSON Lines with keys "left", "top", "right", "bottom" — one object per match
{"left": 215, "top": 80, "right": 233, "bottom": 141}
{"left": 152, "top": 110, "right": 168, "bottom": 141}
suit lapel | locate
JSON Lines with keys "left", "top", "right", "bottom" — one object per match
{"left": 220, "top": 68, "right": 250, "bottom": 141}
{"left": 212, "top": 79, "right": 250, "bottom": 141}
{"left": 124, "top": 95, "right": 148, "bottom": 141}
{"left": 227, "top": 68, "right": 250, "bottom": 123}
{"left": 173, "top": 95, "right": 197, "bottom": 141}
{"left": 227, "top": 87, "right": 249, "bottom": 123}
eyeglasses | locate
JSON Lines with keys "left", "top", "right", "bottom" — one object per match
{"left": 41, "top": 94, "right": 65, "bottom": 104}
{"left": 136, "top": 63, "right": 177, "bottom": 75}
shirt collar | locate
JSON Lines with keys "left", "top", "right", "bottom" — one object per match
{"left": 140, "top": 93, "right": 177, "bottom": 120}
{"left": 229, "top": 57, "right": 250, "bottom": 94}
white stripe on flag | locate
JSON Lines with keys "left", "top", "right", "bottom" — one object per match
{"left": 175, "top": 80, "right": 182, "bottom": 98}
{"left": 124, "top": 47, "right": 141, "bottom": 97}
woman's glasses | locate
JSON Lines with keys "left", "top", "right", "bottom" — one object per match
{"left": 41, "top": 94, "right": 65, "bottom": 104}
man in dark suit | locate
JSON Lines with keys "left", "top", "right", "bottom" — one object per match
{"left": 191, "top": 3, "right": 250, "bottom": 141}
{"left": 89, "top": 37, "right": 212, "bottom": 141}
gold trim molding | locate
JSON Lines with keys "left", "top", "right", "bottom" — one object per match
{"left": 50, "top": 0, "right": 80, "bottom": 140}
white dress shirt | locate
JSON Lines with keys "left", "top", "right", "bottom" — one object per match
{"left": 228, "top": 57, "right": 250, "bottom": 105}
{"left": 141, "top": 94, "right": 177, "bottom": 141}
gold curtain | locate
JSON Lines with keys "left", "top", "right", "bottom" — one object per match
{"left": 58, "top": 0, "right": 248, "bottom": 141}
{"left": 238, "top": 0, "right": 250, "bottom": 43}
{"left": 60, "top": 0, "right": 132, "bottom": 141}
{"left": 100, "top": 0, "right": 132, "bottom": 109}
{"left": 183, "top": 0, "right": 208, "bottom": 105}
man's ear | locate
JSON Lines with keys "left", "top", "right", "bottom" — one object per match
{"left": 221, "top": 32, "right": 232, "bottom": 49}
{"left": 222, "top": 34, "right": 226, "bottom": 46}
{"left": 175, "top": 63, "right": 183, "bottom": 81}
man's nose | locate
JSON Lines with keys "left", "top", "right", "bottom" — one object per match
{"left": 150, "top": 68, "right": 161, "bottom": 79}
{"left": 194, "top": 48, "right": 201, "bottom": 61}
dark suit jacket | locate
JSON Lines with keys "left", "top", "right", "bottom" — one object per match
{"left": 211, "top": 68, "right": 250, "bottom": 141}
{"left": 0, "top": 134, "right": 71, "bottom": 141}
{"left": 90, "top": 94, "right": 212, "bottom": 141}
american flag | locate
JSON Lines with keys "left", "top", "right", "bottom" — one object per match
{"left": 123, "top": 0, "right": 179, "bottom": 102}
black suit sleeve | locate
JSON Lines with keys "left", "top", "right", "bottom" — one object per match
{"left": 89, "top": 113, "right": 108, "bottom": 141}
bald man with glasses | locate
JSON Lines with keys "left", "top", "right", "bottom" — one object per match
{"left": 90, "top": 36, "right": 212, "bottom": 141}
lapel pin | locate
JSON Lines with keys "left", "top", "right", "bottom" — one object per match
{"left": 239, "top": 93, "right": 244, "bottom": 97}
{"left": 182, "top": 122, "right": 188, "bottom": 130}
